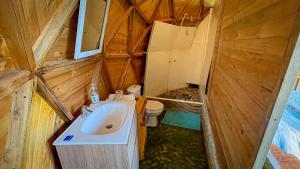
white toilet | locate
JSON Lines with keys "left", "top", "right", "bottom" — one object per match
{"left": 145, "top": 100, "right": 164, "bottom": 127}
{"left": 126, "top": 85, "right": 164, "bottom": 127}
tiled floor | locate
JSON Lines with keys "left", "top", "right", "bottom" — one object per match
{"left": 140, "top": 122, "right": 208, "bottom": 169}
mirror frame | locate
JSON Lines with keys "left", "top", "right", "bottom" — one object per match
{"left": 74, "top": 0, "right": 110, "bottom": 59}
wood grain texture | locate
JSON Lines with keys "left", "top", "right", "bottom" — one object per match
{"left": 206, "top": 0, "right": 300, "bottom": 168}
{"left": 33, "top": 0, "right": 78, "bottom": 67}
{"left": 2, "top": 80, "right": 33, "bottom": 168}
{"left": 21, "top": 0, "right": 65, "bottom": 45}
{"left": 0, "top": 0, "right": 36, "bottom": 71}
{"left": 0, "top": 33, "right": 16, "bottom": 73}
{"left": 135, "top": 96, "right": 147, "bottom": 160}
{"left": 22, "top": 92, "right": 66, "bottom": 169}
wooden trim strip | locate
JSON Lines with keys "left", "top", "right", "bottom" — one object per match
{"left": 33, "top": 0, "right": 79, "bottom": 69}
{"left": 36, "top": 74, "right": 73, "bottom": 122}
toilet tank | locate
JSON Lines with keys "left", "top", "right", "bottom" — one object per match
{"left": 127, "top": 85, "right": 141, "bottom": 98}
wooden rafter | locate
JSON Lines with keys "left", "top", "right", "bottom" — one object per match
{"left": 36, "top": 73, "right": 73, "bottom": 122}
{"left": 0, "top": 0, "right": 36, "bottom": 71}
{"left": 128, "top": 10, "right": 134, "bottom": 53}
{"left": 101, "top": 60, "right": 114, "bottom": 92}
{"left": 175, "top": 0, "right": 192, "bottom": 18}
{"left": 132, "top": 26, "right": 152, "bottom": 53}
{"left": 130, "top": 59, "right": 141, "bottom": 84}
{"left": 104, "top": 6, "right": 134, "bottom": 50}
{"left": 150, "top": 0, "right": 162, "bottom": 22}
{"left": 91, "top": 60, "right": 103, "bottom": 85}
{"left": 33, "top": 0, "right": 78, "bottom": 70}
{"left": 117, "top": 58, "right": 132, "bottom": 90}
{"left": 133, "top": 5, "right": 151, "bottom": 24}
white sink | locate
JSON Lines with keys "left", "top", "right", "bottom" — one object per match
{"left": 53, "top": 100, "right": 136, "bottom": 145}
{"left": 81, "top": 102, "right": 128, "bottom": 135}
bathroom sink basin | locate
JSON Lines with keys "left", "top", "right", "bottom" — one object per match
{"left": 81, "top": 102, "right": 128, "bottom": 135}
{"left": 53, "top": 100, "right": 136, "bottom": 145}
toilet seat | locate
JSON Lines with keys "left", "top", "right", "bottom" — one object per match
{"left": 146, "top": 100, "right": 164, "bottom": 115}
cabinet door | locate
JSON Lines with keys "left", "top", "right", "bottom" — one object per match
{"left": 144, "top": 51, "right": 171, "bottom": 96}
{"left": 144, "top": 21, "right": 175, "bottom": 96}
{"left": 168, "top": 26, "right": 196, "bottom": 90}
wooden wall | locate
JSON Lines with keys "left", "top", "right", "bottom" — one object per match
{"left": 206, "top": 0, "right": 300, "bottom": 168}
{"left": 0, "top": 0, "right": 206, "bottom": 168}
{"left": 22, "top": 92, "right": 65, "bottom": 169}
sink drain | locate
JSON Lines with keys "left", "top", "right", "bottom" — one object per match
{"left": 105, "top": 124, "right": 113, "bottom": 129}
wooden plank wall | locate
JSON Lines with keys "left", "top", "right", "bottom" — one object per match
{"left": 0, "top": 0, "right": 207, "bottom": 168}
{"left": 206, "top": 0, "right": 300, "bottom": 168}
{"left": 22, "top": 92, "right": 65, "bottom": 169}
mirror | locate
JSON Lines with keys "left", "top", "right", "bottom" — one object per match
{"left": 74, "top": 0, "right": 110, "bottom": 59}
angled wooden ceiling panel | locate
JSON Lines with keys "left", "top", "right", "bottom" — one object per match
{"left": 105, "top": 58, "right": 128, "bottom": 90}
{"left": 136, "top": 0, "right": 161, "bottom": 22}
{"left": 155, "top": 0, "right": 174, "bottom": 20}
{"left": 106, "top": 20, "right": 129, "bottom": 53}
{"left": 131, "top": 10, "right": 149, "bottom": 52}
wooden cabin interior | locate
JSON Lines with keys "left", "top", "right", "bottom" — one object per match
{"left": 0, "top": 0, "right": 299, "bottom": 168}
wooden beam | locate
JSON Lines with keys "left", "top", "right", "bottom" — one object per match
{"left": 128, "top": 11, "right": 134, "bottom": 53}
{"left": 2, "top": 79, "right": 33, "bottom": 168}
{"left": 132, "top": 26, "right": 151, "bottom": 53}
{"left": 175, "top": 0, "right": 192, "bottom": 19}
{"left": 33, "top": 0, "right": 79, "bottom": 69}
{"left": 36, "top": 74, "right": 73, "bottom": 122}
{"left": 0, "top": 70, "right": 32, "bottom": 100}
{"left": 101, "top": 61, "right": 114, "bottom": 92}
{"left": 104, "top": 6, "right": 134, "bottom": 50}
{"left": 38, "top": 55, "right": 101, "bottom": 73}
{"left": 0, "top": 0, "right": 36, "bottom": 71}
{"left": 117, "top": 58, "right": 132, "bottom": 90}
{"left": 92, "top": 60, "right": 103, "bottom": 85}
{"left": 104, "top": 52, "right": 131, "bottom": 58}
{"left": 150, "top": 0, "right": 162, "bottom": 22}
{"left": 130, "top": 59, "right": 141, "bottom": 84}
{"left": 171, "top": 0, "right": 176, "bottom": 19}
{"left": 133, "top": 5, "right": 151, "bottom": 24}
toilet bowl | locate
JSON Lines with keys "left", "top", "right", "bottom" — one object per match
{"left": 146, "top": 100, "right": 164, "bottom": 127}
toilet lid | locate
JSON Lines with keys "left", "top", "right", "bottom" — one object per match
{"left": 146, "top": 100, "right": 164, "bottom": 111}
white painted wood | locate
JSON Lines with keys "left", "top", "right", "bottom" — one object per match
{"left": 74, "top": 0, "right": 110, "bottom": 59}
{"left": 169, "top": 26, "right": 196, "bottom": 90}
{"left": 144, "top": 51, "right": 171, "bottom": 96}
{"left": 186, "top": 11, "right": 211, "bottom": 85}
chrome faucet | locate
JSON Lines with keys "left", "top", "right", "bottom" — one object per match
{"left": 81, "top": 105, "right": 93, "bottom": 117}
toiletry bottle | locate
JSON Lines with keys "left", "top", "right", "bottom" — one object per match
{"left": 90, "top": 83, "right": 100, "bottom": 104}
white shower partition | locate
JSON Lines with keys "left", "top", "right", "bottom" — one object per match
{"left": 144, "top": 12, "right": 212, "bottom": 97}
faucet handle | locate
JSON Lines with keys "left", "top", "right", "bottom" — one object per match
{"left": 81, "top": 105, "right": 93, "bottom": 117}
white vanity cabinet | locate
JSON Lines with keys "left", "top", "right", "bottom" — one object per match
{"left": 54, "top": 104, "right": 139, "bottom": 169}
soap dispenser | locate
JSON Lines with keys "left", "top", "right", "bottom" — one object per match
{"left": 90, "top": 83, "right": 100, "bottom": 104}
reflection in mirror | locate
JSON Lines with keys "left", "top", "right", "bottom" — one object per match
{"left": 75, "top": 0, "right": 110, "bottom": 59}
